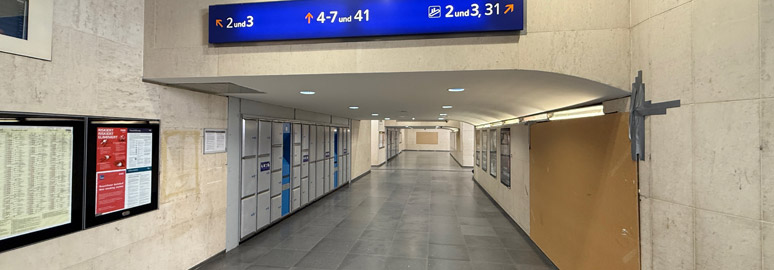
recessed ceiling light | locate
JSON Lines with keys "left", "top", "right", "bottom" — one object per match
{"left": 349, "top": 106, "right": 359, "bottom": 110}
{"left": 448, "top": 88, "right": 465, "bottom": 92}
{"left": 372, "top": 113, "right": 379, "bottom": 116}
{"left": 438, "top": 118, "right": 445, "bottom": 120}
{"left": 300, "top": 91, "right": 316, "bottom": 95}
{"left": 385, "top": 118, "right": 391, "bottom": 120}
{"left": 442, "top": 105, "right": 453, "bottom": 109}
{"left": 412, "top": 118, "right": 415, "bottom": 120}
{"left": 440, "top": 113, "right": 448, "bottom": 116}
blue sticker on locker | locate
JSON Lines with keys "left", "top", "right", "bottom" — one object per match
{"left": 325, "top": 152, "right": 330, "bottom": 158}
{"left": 260, "top": 161, "right": 271, "bottom": 172}
{"left": 303, "top": 155, "right": 309, "bottom": 162}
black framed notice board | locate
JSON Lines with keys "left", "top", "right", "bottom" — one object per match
{"left": 0, "top": 112, "right": 160, "bottom": 253}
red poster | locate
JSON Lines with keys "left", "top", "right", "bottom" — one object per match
{"left": 96, "top": 170, "right": 126, "bottom": 214}
{"left": 96, "top": 128, "right": 127, "bottom": 172}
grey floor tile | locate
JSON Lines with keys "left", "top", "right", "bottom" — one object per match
{"left": 325, "top": 228, "right": 364, "bottom": 241}
{"left": 252, "top": 249, "right": 309, "bottom": 267}
{"left": 429, "top": 244, "right": 469, "bottom": 261}
{"left": 310, "top": 238, "right": 356, "bottom": 254}
{"left": 385, "top": 257, "right": 428, "bottom": 270}
{"left": 359, "top": 229, "right": 396, "bottom": 241}
{"left": 276, "top": 236, "right": 324, "bottom": 251}
{"left": 349, "top": 240, "right": 392, "bottom": 256}
{"left": 460, "top": 225, "right": 498, "bottom": 237}
{"left": 388, "top": 240, "right": 429, "bottom": 258}
{"left": 294, "top": 251, "right": 347, "bottom": 269}
{"left": 468, "top": 247, "right": 513, "bottom": 264}
{"left": 394, "top": 231, "right": 429, "bottom": 242}
{"left": 463, "top": 235, "right": 505, "bottom": 249}
{"left": 469, "top": 262, "right": 517, "bottom": 270}
{"left": 337, "top": 254, "right": 387, "bottom": 270}
{"left": 243, "top": 265, "right": 290, "bottom": 270}
{"left": 500, "top": 236, "right": 532, "bottom": 251}
{"left": 429, "top": 232, "right": 466, "bottom": 245}
{"left": 428, "top": 259, "right": 472, "bottom": 270}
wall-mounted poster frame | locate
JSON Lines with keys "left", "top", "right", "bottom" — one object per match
{"left": 500, "top": 128, "right": 511, "bottom": 187}
{"left": 482, "top": 129, "right": 488, "bottom": 172}
{"left": 489, "top": 129, "right": 497, "bottom": 177}
{"left": 85, "top": 120, "right": 160, "bottom": 228}
{"left": 475, "top": 130, "right": 480, "bottom": 167}
{"left": 0, "top": 114, "right": 84, "bottom": 253}
{"left": 379, "top": 131, "right": 385, "bottom": 149}
{"left": 0, "top": 0, "right": 54, "bottom": 60}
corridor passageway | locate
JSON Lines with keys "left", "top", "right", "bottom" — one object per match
{"left": 198, "top": 152, "right": 555, "bottom": 270}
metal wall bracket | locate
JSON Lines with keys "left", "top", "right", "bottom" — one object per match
{"left": 630, "top": 71, "right": 681, "bottom": 161}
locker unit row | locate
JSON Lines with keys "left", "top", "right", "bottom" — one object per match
{"left": 238, "top": 119, "right": 351, "bottom": 240}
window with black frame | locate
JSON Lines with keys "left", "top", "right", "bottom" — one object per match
{"left": 0, "top": 0, "right": 29, "bottom": 40}
{"left": 489, "top": 129, "right": 497, "bottom": 177}
{"left": 500, "top": 128, "right": 511, "bottom": 187}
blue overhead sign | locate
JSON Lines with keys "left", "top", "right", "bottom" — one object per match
{"left": 208, "top": 0, "right": 524, "bottom": 43}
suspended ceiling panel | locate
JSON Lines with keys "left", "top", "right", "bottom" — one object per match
{"left": 147, "top": 69, "right": 629, "bottom": 125}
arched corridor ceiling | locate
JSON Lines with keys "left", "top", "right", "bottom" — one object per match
{"left": 148, "top": 70, "right": 630, "bottom": 125}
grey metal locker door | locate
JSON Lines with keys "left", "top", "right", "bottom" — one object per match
{"left": 257, "top": 156, "right": 271, "bottom": 192}
{"left": 240, "top": 195, "right": 257, "bottom": 239}
{"left": 271, "top": 195, "right": 282, "bottom": 222}
{"left": 309, "top": 162, "right": 316, "bottom": 200}
{"left": 316, "top": 161, "right": 324, "bottom": 198}
{"left": 301, "top": 178, "right": 309, "bottom": 205}
{"left": 272, "top": 145, "right": 283, "bottom": 168}
{"left": 243, "top": 120, "right": 258, "bottom": 157}
{"left": 292, "top": 188, "right": 300, "bottom": 211}
{"left": 272, "top": 122, "right": 284, "bottom": 145}
{"left": 302, "top": 125, "right": 309, "bottom": 149}
{"left": 292, "top": 166, "right": 300, "bottom": 188}
{"left": 317, "top": 126, "right": 325, "bottom": 160}
{"left": 271, "top": 171, "right": 282, "bottom": 197}
{"left": 241, "top": 158, "right": 257, "bottom": 197}
{"left": 293, "top": 123, "right": 302, "bottom": 144}
{"left": 258, "top": 121, "right": 271, "bottom": 155}
{"left": 256, "top": 191, "right": 270, "bottom": 229}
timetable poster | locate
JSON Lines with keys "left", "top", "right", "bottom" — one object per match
{"left": 95, "top": 128, "right": 153, "bottom": 215}
{"left": 0, "top": 126, "right": 73, "bottom": 241}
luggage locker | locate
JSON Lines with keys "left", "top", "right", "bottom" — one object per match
{"left": 240, "top": 195, "right": 257, "bottom": 239}
{"left": 241, "top": 158, "right": 257, "bottom": 198}
{"left": 301, "top": 178, "right": 309, "bottom": 205}
{"left": 292, "top": 188, "right": 301, "bottom": 211}
{"left": 309, "top": 126, "right": 317, "bottom": 200}
{"left": 258, "top": 121, "right": 271, "bottom": 155}
{"left": 271, "top": 195, "right": 282, "bottom": 222}
{"left": 257, "top": 156, "right": 271, "bottom": 192}
{"left": 242, "top": 120, "right": 258, "bottom": 157}
{"left": 257, "top": 191, "right": 270, "bottom": 228}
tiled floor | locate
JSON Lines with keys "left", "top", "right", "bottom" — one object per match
{"left": 197, "top": 152, "right": 557, "bottom": 270}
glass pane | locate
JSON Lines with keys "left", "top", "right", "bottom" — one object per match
{"left": 0, "top": 0, "right": 28, "bottom": 40}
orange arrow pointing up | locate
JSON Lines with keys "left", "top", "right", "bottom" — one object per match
{"left": 504, "top": 4, "right": 514, "bottom": 14}
{"left": 215, "top": 19, "right": 224, "bottom": 28}
{"left": 305, "top": 13, "right": 313, "bottom": 24}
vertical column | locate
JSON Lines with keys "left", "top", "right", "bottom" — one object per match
{"left": 270, "top": 122, "right": 284, "bottom": 222}
{"left": 291, "top": 123, "right": 301, "bottom": 211}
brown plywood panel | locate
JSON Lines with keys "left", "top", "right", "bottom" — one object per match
{"left": 530, "top": 113, "right": 639, "bottom": 270}
{"left": 416, "top": 132, "right": 439, "bottom": 145}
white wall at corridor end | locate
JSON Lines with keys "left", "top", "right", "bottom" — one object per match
{"left": 451, "top": 122, "right": 475, "bottom": 167}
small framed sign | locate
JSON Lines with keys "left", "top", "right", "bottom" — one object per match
{"left": 203, "top": 129, "right": 227, "bottom": 154}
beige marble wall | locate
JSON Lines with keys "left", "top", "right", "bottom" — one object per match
{"left": 473, "top": 125, "right": 530, "bottom": 234}
{"left": 371, "top": 120, "right": 386, "bottom": 165}
{"left": 351, "top": 120, "right": 372, "bottom": 178}
{"left": 634, "top": 0, "right": 771, "bottom": 269}
{"left": 144, "top": 0, "right": 632, "bottom": 90}
{"left": 0, "top": 0, "right": 228, "bottom": 269}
